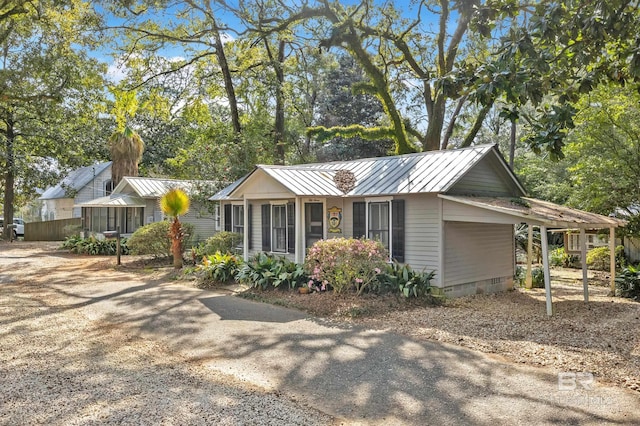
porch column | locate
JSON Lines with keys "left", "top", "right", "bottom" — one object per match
{"left": 295, "top": 197, "right": 303, "bottom": 264}
{"left": 580, "top": 228, "right": 588, "bottom": 303}
{"left": 541, "top": 225, "right": 553, "bottom": 316}
{"left": 610, "top": 227, "right": 616, "bottom": 295}
{"left": 243, "top": 198, "right": 249, "bottom": 261}
{"left": 525, "top": 225, "right": 533, "bottom": 289}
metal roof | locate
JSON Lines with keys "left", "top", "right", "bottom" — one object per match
{"left": 440, "top": 195, "right": 627, "bottom": 229}
{"left": 213, "top": 144, "right": 522, "bottom": 199}
{"left": 209, "top": 175, "right": 248, "bottom": 201}
{"left": 40, "top": 162, "right": 112, "bottom": 200}
{"left": 75, "top": 194, "right": 146, "bottom": 208}
{"left": 113, "top": 177, "right": 218, "bottom": 198}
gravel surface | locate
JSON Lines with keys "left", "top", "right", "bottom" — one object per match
{"left": 242, "top": 268, "right": 640, "bottom": 395}
{"left": 0, "top": 242, "right": 334, "bottom": 426}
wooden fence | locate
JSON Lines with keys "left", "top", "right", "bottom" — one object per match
{"left": 24, "top": 218, "right": 82, "bottom": 241}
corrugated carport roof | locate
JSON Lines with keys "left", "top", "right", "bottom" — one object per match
{"left": 439, "top": 195, "right": 626, "bottom": 229}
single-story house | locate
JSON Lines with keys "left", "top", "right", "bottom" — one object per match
{"left": 212, "top": 144, "right": 625, "bottom": 314}
{"left": 77, "top": 176, "right": 219, "bottom": 242}
{"left": 39, "top": 162, "right": 113, "bottom": 220}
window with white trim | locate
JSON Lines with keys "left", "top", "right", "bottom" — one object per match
{"left": 368, "top": 202, "right": 390, "bottom": 249}
{"left": 272, "top": 204, "right": 287, "bottom": 252}
{"left": 232, "top": 205, "right": 244, "bottom": 242}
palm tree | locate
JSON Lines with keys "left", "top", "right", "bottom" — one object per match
{"left": 160, "top": 188, "right": 190, "bottom": 269}
{"left": 109, "top": 125, "right": 144, "bottom": 187}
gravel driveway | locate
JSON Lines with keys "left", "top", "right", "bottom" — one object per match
{"left": 0, "top": 243, "right": 332, "bottom": 425}
{"left": 2, "top": 242, "right": 640, "bottom": 425}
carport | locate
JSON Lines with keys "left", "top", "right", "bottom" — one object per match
{"left": 439, "top": 195, "right": 627, "bottom": 316}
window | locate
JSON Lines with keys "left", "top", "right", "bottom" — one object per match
{"left": 354, "top": 199, "right": 405, "bottom": 262}
{"left": 105, "top": 180, "right": 114, "bottom": 195}
{"left": 368, "top": 202, "right": 389, "bottom": 248}
{"left": 262, "top": 203, "right": 295, "bottom": 253}
{"left": 232, "top": 205, "right": 244, "bottom": 238}
{"left": 272, "top": 205, "right": 287, "bottom": 252}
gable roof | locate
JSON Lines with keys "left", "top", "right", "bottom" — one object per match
{"left": 211, "top": 144, "right": 525, "bottom": 200}
{"left": 40, "top": 162, "right": 112, "bottom": 200}
{"left": 113, "top": 177, "right": 218, "bottom": 198}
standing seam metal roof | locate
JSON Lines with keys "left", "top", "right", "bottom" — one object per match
{"left": 113, "top": 177, "right": 217, "bottom": 198}
{"left": 39, "top": 162, "right": 112, "bottom": 200}
{"left": 212, "top": 145, "right": 515, "bottom": 199}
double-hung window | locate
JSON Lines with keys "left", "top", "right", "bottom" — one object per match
{"left": 353, "top": 199, "right": 405, "bottom": 262}
{"left": 368, "top": 202, "right": 390, "bottom": 248}
{"left": 272, "top": 204, "right": 287, "bottom": 252}
{"left": 262, "top": 202, "right": 295, "bottom": 253}
{"left": 232, "top": 205, "right": 244, "bottom": 246}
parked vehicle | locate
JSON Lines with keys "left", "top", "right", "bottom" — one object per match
{"left": 0, "top": 217, "right": 25, "bottom": 239}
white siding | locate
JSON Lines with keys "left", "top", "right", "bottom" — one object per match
{"left": 43, "top": 199, "right": 75, "bottom": 220}
{"left": 442, "top": 199, "right": 526, "bottom": 225}
{"left": 403, "top": 194, "right": 441, "bottom": 280}
{"left": 444, "top": 222, "right": 514, "bottom": 287}
{"left": 447, "top": 155, "right": 521, "bottom": 197}
{"left": 73, "top": 167, "right": 112, "bottom": 217}
{"left": 182, "top": 201, "right": 217, "bottom": 243}
{"left": 242, "top": 169, "right": 294, "bottom": 198}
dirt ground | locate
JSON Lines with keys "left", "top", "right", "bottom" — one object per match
{"left": 4, "top": 241, "right": 640, "bottom": 396}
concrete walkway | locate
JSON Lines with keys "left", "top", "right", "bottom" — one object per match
{"left": 61, "top": 274, "right": 640, "bottom": 426}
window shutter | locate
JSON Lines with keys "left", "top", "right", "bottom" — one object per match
{"left": 261, "top": 204, "right": 271, "bottom": 251}
{"left": 287, "top": 202, "right": 295, "bottom": 253}
{"left": 247, "top": 204, "right": 253, "bottom": 250}
{"left": 224, "top": 204, "right": 232, "bottom": 232}
{"left": 353, "top": 202, "right": 366, "bottom": 238}
{"left": 392, "top": 200, "right": 405, "bottom": 263}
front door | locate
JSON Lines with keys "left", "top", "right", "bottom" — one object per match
{"left": 305, "top": 203, "right": 323, "bottom": 249}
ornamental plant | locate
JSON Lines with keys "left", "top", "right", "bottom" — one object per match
{"left": 304, "top": 237, "right": 388, "bottom": 295}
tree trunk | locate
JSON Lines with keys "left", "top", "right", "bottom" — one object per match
{"left": 509, "top": 119, "right": 516, "bottom": 169}
{"left": 273, "top": 39, "right": 286, "bottom": 165}
{"left": 213, "top": 19, "right": 241, "bottom": 136}
{"left": 171, "top": 217, "right": 183, "bottom": 269}
{"left": 3, "top": 117, "right": 15, "bottom": 240}
{"left": 424, "top": 95, "right": 446, "bottom": 151}
{"left": 461, "top": 104, "right": 491, "bottom": 148}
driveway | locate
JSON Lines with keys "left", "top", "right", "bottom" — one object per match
{"left": 2, "top": 243, "right": 639, "bottom": 425}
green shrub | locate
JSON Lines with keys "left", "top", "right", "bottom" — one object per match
{"left": 615, "top": 264, "right": 640, "bottom": 299}
{"left": 237, "top": 252, "right": 307, "bottom": 290}
{"left": 586, "top": 245, "right": 625, "bottom": 271}
{"left": 196, "top": 251, "right": 242, "bottom": 286}
{"left": 376, "top": 262, "right": 435, "bottom": 298}
{"left": 60, "top": 235, "right": 129, "bottom": 256}
{"left": 549, "top": 247, "right": 579, "bottom": 268}
{"left": 127, "top": 221, "right": 195, "bottom": 258}
{"left": 531, "top": 267, "right": 545, "bottom": 288}
{"left": 192, "top": 231, "right": 242, "bottom": 257}
{"left": 304, "top": 238, "right": 388, "bottom": 295}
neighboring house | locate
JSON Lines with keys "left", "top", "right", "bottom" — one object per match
{"left": 77, "top": 176, "right": 219, "bottom": 242}
{"left": 39, "top": 162, "right": 113, "bottom": 220}
{"left": 212, "top": 144, "right": 624, "bottom": 300}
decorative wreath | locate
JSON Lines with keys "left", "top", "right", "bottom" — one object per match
{"left": 333, "top": 169, "right": 356, "bottom": 194}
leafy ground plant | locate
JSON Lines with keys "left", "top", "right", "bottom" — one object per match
{"left": 377, "top": 262, "right": 435, "bottom": 298}
{"left": 61, "top": 235, "right": 129, "bottom": 256}
{"left": 237, "top": 252, "right": 307, "bottom": 290}
{"left": 615, "top": 264, "right": 640, "bottom": 299}
{"left": 196, "top": 251, "right": 242, "bottom": 287}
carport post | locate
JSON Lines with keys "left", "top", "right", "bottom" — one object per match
{"left": 580, "top": 228, "right": 588, "bottom": 303}
{"left": 541, "top": 225, "right": 553, "bottom": 316}
{"left": 610, "top": 227, "right": 616, "bottom": 295}
{"left": 525, "top": 224, "right": 533, "bottom": 289}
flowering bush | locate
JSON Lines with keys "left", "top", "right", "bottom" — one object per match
{"left": 304, "top": 238, "right": 388, "bottom": 295}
